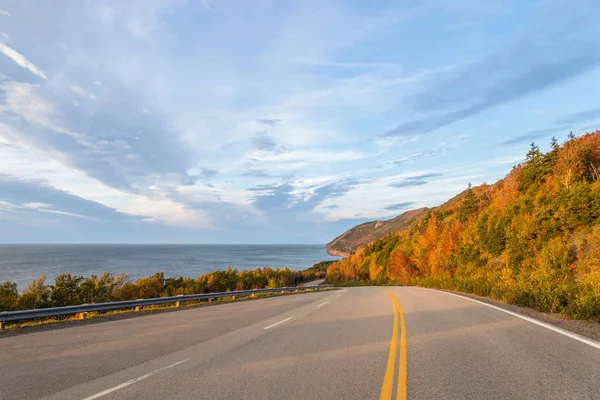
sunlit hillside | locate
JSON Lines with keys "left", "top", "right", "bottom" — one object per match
{"left": 326, "top": 131, "right": 600, "bottom": 321}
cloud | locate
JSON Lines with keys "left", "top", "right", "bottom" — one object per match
{"left": 0, "top": 9, "right": 10, "bottom": 17}
{"left": 249, "top": 133, "right": 286, "bottom": 154}
{"left": 404, "top": 173, "right": 443, "bottom": 180}
{"left": 555, "top": 107, "right": 600, "bottom": 126}
{"left": 253, "top": 183, "right": 295, "bottom": 211}
{"left": 0, "top": 42, "right": 47, "bottom": 79}
{"left": 0, "top": 81, "right": 80, "bottom": 138}
{"left": 384, "top": 18, "right": 600, "bottom": 138}
{"left": 242, "top": 168, "right": 272, "bottom": 178}
{"left": 389, "top": 172, "right": 442, "bottom": 188}
{"left": 0, "top": 174, "right": 146, "bottom": 221}
{"left": 500, "top": 126, "right": 569, "bottom": 146}
{"left": 389, "top": 147, "right": 448, "bottom": 165}
{"left": 69, "top": 85, "right": 96, "bottom": 100}
{"left": 252, "top": 179, "right": 363, "bottom": 214}
{"left": 0, "top": 78, "right": 194, "bottom": 193}
{"left": 257, "top": 118, "right": 281, "bottom": 126}
{"left": 384, "top": 201, "right": 415, "bottom": 211}
{"left": 200, "top": 167, "right": 219, "bottom": 180}
{"left": 389, "top": 180, "right": 428, "bottom": 188}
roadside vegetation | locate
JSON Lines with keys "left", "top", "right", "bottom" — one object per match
{"left": 302, "top": 260, "right": 336, "bottom": 275}
{"left": 326, "top": 131, "right": 600, "bottom": 322}
{"left": 0, "top": 267, "right": 324, "bottom": 312}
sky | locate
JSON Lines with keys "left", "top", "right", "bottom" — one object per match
{"left": 0, "top": 0, "right": 599, "bottom": 244}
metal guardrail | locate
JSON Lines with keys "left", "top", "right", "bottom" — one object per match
{"left": 0, "top": 284, "right": 334, "bottom": 327}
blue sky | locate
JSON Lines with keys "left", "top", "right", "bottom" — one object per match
{"left": 0, "top": 0, "right": 599, "bottom": 244}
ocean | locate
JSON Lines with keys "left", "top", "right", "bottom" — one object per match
{"left": 0, "top": 244, "right": 340, "bottom": 290}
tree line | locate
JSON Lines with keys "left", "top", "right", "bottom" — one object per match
{"left": 0, "top": 267, "right": 325, "bottom": 311}
{"left": 326, "top": 130, "right": 600, "bottom": 322}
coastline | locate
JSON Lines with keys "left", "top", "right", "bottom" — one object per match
{"left": 325, "top": 248, "right": 349, "bottom": 257}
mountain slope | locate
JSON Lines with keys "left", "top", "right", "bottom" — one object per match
{"left": 326, "top": 208, "right": 428, "bottom": 256}
{"left": 326, "top": 130, "right": 600, "bottom": 322}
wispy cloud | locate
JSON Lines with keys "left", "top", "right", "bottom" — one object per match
{"left": 389, "top": 172, "right": 443, "bottom": 188}
{"left": 384, "top": 5, "right": 600, "bottom": 138}
{"left": 0, "top": 174, "right": 145, "bottom": 222}
{"left": 69, "top": 85, "right": 96, "bottom": 100}
{"left": 0, "top": 81, "right": 80, "bottom": 138}
{"left": 384, "top": 201, "right": 415, "bottom": 211}
{"left": 0, "top": 42, "right": 47, "bottom": 79}
{"left": 257, "top": 118, "right": 281, "bottom": 126}
{"left": 501, "top": 126, "right": 569, "bottom": 146}
{"left": 242, "top": 168, "right": 272, "bottom": 178}
{"left": 0, "top": 9, "right": 11, "bottom": 17}
{"left": 249, "top": 133, "right": 286, "bottom": 154}
{"left": 555, "top": 107, "right": 600, "bottom": 126}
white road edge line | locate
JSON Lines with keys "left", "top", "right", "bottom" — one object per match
{"left": 264, "top": 317, "right": 293, "bottom": 330}
{"left": 81, "top": 359, "right": 189, "bottom": 400}
{"left": 317, "top": 301, "right": 329, "bottom": 308}
{"left": 441, "top": 290, "right": 600, "bottom": 350}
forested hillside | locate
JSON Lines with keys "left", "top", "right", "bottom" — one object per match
{"left": 326, "top": 131, "right": 600, "bottom": 321}
{"left": 326, "top": 208, "right": 428, "bottom": 256}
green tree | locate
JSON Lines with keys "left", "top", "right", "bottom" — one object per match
{"left": 50, "top": 274, "right": 84, "bottom": 307}
{"left": 18, "top": 276, "right": 51, "bottom": 309}
{"left": 0, "top": 281, "right": 18, "bottom": 311}
{"left": 458, "top": 183, "right": 479, "bottom": 223}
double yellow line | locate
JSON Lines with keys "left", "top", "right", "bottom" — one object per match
{"left": 380, "top": 290, "right": 407, "bottom": 400}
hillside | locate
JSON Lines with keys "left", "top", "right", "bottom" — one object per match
{"left": 326, "top": 131, "right": 600, "bottom": 322}
{"left": 326, "top": 208, "right": 429, "bottom": 256}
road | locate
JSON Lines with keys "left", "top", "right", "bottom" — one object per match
{"left": 1, "top": 287, "right": 600, "bottom": 399}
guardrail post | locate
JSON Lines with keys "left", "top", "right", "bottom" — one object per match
{"left": 76, "top": 312, "right": 88, "bottom": 320}
{"left": 175, "top": 294, "right": 183, "bottom": 307}
{"left": 0, "top": 321, "right": 5, "bottom": 330}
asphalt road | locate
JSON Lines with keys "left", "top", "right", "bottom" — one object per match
{"left": 1, "top": 287, "right": 600, "bottom": 399}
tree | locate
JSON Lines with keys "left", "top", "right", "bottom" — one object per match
{"left": 0, "top": 281, "right": 18, "bottom": 311}
{"left": 458, "top": 183, "right": 479, "bottom": 223}
{"left": 526, "top": 142, "right": 542, "bottom": 161}
{"left": 50, "top": 274, "right": 84, "bottom": 307}
{"left": 18, "top": 276, "right": 51, "bottom": 309}
{"left": 519, "top": 142, "right": 548, "bottom": 191}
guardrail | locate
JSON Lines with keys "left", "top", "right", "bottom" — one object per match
{"left": 0, "top": 284, "right": 334, "bottom": 329}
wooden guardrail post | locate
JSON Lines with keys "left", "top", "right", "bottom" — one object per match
{"left": 175, "top": 294, "right": 184, "bottom": 307}
{"left": 0, "top": 321, "right": 5, "bottom": 330}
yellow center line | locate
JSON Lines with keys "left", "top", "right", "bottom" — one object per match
{"left": 380, "top": 290, "right": 399, "bottom": 400}
{"left": 394, "top": 296, "right": 408, "bottom": 400}
{"left": 380, "top": 289, "right": 407, "bottom": 400}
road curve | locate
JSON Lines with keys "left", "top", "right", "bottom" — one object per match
{"left": 1, "top": 287, "right": 599, "bottom": 399}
